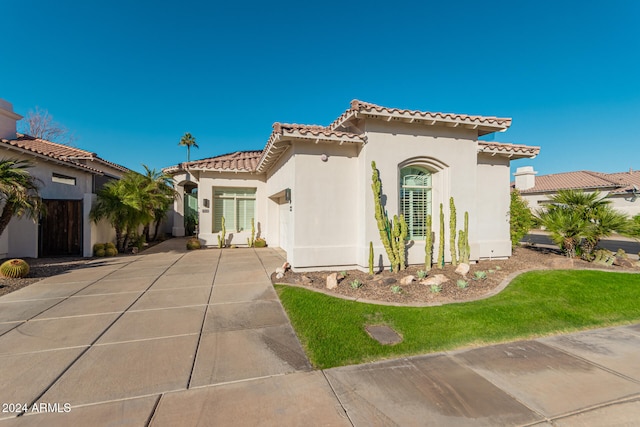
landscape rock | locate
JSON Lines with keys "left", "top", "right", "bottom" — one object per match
{"left": 454, "top": 263, "right": 470, "bottom": 277}
{"left": 276, "top": 272, "right": 284, "bottom": 280}
{"left": 299, "top": 275, "right": 312, "bottom": 285}
{"left": 549, "top": 258, "right": 574, "bottom": 269}
{"left": 400, "top": 275, "right": 415, "bottom": 285}
{"left": 420, "top": 274, "right": 449, "bottom": 286}
{"left": 383, "top": 277, "right": 397, "bottom": 285}
{"left": 326, "top": 273, "right": 338, "bottom": 290}
{"left": 275, "top": 267, "right": 285, "bottom": 275}
{"left": 614, "top": 257, "right": 636, "bottom": 268}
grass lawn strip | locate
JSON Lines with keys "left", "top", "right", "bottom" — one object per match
{"left": 276, "top": 270, "right": 640, "bottom": 369}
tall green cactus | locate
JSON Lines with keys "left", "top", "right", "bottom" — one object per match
{"left": 217, "top": 216, "right": 226, "bottom": 248}
{"left": 449, "top": 197, "right": 458, "bottom": 266}
{"left": 457, "top": 211, "right": 470, "bottom": 264}
{"left": 391, "top": 214, "right": 408, "bottom": 271}
{"left": 369, "top": 241, "right": 374, "bottom": 275}
{"left": 425, "top": 214, "right": 433, "bottom": 272}
{"left": 437, "top": 203, "right": 445, "bottom": 268}
{"left": 371, "top": 161, "right": 407, "bottom": 273}
{"left": 372, "top": 161, "right": 396, "bottom": 269}
{"left": 463, "top": 211, "right": 470, "bottom": 263}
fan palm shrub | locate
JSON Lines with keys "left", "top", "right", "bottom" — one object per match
{"left": 536, "top": 190, "right": 628, "bottom": 259}
{"left": 0, "top": 159, "right": 44, "bottom": 236}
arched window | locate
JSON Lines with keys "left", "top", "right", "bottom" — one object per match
{"left": 400, "top": 166, "right": 432, "bottom": 240}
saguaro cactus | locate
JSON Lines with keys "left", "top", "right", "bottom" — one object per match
{"left": 437, "top": 203, "right": 445, "bottom": 268}
{"left": 449, "top": 197, "right": 458, "bottom": 266}
{"left": 425, "top": 214, "right": 433, "bottom": 272}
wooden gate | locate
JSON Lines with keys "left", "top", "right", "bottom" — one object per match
{"left": 39, "top": 200, "right": 83, "bottom": 256}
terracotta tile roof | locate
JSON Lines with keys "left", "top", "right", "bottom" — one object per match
{"left": 519, "top": 170, "right": 640, "bottom": 194}
{"left": 255, "top": 122, "right": 366, "bottom": 173}
{"left": 165, "top": 100, "right": 537, "bottom": 174}
{"left": 164, "top": 151, "right": 263, "bottom": 173}
{"left": 330, "top": 99, "right": 512, "bottom": 135}
{"left": 271, "top": 123, "right": 364, "bottom": 142}
{"left": 0, "top": 134, "right": 128, "bottom": 174}
{"left": 478, "top": 141, "right": 540, "bottom": 159}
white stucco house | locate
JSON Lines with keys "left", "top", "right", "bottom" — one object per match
{"left": 165, "top": 100, "right": 540, "bottom": 271}
{"left": 514, "top": 166, "right": 640, "bottom": 217}
{"left": 0, "top": 99, "right": 128, "bottom": 258}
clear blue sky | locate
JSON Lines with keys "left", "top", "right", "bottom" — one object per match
{"left": 2, "top": 0, "right": 638, "bottom": 176}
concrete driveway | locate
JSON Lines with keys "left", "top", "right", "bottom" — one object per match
{"left": 1, "top": 238, "right": 639, "bottom": 426}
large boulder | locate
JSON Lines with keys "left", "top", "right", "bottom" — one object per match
{"left": 454, "top": 263, "right": 470, "bottom": 277}
{"left": 400, "top": 275, "right": 415, "bottom": 285}
{"left": 420, "top": 274, "right": 449, "bottom": 286}
{"left": 326, "top": 273, "right": 338, "bottom": 290}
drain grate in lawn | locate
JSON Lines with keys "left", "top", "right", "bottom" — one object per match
{"left": 365, "top": 325, "right": 403, "bottom": 345}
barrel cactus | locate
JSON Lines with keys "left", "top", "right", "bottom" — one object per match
{"left": 105, "top": 242, "right": 116, "bottom": 250}
{"left": 104, "top": 247, "right": 118, "bottom": 257}
{"left": 93, "top": 243, "right": 105, "bottom": 257}
{"left": 186, "top": 237, "right": 201, "bottom": 250}
{"left": 1, "top": 259, "right": 30, "bottom": 278}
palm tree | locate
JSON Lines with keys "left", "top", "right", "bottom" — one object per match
{"left": 90, "top": 179, "right": 134, "bottom": 251}
{"left": 141, "top": 165, "right": 178, "bottom": 241}
{"left": 178, "top": 132, "right": 198, "bottom": 162}
{"left": 0, "top": 159, "right": 44, "bottom": 236}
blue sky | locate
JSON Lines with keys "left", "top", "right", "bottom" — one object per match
{"left": 2, "top": 1, "right": 638, "bottom": 176}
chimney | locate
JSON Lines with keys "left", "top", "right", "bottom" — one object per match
{"left": 514, "top": 166, "right": 537, "bottom": 190}
{"left": 0, "top": 99, "right": 23, "bottom": 140}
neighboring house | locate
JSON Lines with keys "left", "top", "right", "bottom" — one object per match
{"left": 164, "top": 100, "right": 539, "bottom": 271}
{"left": 0, "top": 99, "right": 128, "bottom": 258}
{"left": 514, "top": 166, "right": 640, "bottom": 217}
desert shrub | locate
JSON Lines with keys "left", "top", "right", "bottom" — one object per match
{"left": 430, "top": 284, "right": 442, "bottom": 293}
{"left": 391, "top": 285, "right": 402, "bottom": 294}
{"left": 95, "top": 248, "right": 106, "bottom": 257}
{"left": 417, "top": 270, "right": 428, "bottom": 279}
{"left": 457, "top": 279, "right": 469, "bottom": 289}
{"left": 474, "top": 271, "right": 487, "bottom": 280}
{"left": 254, "top": 238, "right": 267, "bottom": 248}
{"left": 510, "top": 190, "right": 534, "bottom": 247}
{"left": 0, "top": 259, "right": 30, "bottom": 278}
{"left": 93, "top": 243, "right": 105, "bottom": 253}
{"left": 350, "top": 279, "right": 363, "bottom": 289}
{"left": 105, "top": 242, "right": 116, "bottom": 250}
{"left": 186, "top": 238, "right": 201, "bottom": 250}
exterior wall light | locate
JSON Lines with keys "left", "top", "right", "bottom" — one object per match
{"left": 320, "top": 154, "right": 328, "bottom": 162}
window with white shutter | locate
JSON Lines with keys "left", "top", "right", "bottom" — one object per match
{"left": 400, "top": 167, "right": 432, "bottom": 240}
{"left": 213, "top": 187, "right": 256, "bottom": 232}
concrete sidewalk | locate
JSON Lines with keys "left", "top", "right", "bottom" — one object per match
{"left": 0, "top": 239, "right": 639, "bottom": 426}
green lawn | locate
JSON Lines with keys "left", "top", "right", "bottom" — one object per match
{"left": 276, "top": 270, "right": 640, "bottom": 369}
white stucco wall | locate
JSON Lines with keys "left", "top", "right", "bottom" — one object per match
{"left": 476, "top": 153, "right": 512, "bottom": 259}
{"left": 287, "top": 142, "right": 360, "bottom": 268}
{"left": 265, "top": 146, "right": 296, "bottom": 252}
{"left": 360, "top": 121, "right": 482, "bottom": 269}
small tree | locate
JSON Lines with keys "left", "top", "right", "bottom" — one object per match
{"left": 509, "top": 190, "right": 534, "bottom": 247}
{"left": 19, "top": 107, "right": 75, "bottom": 144}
